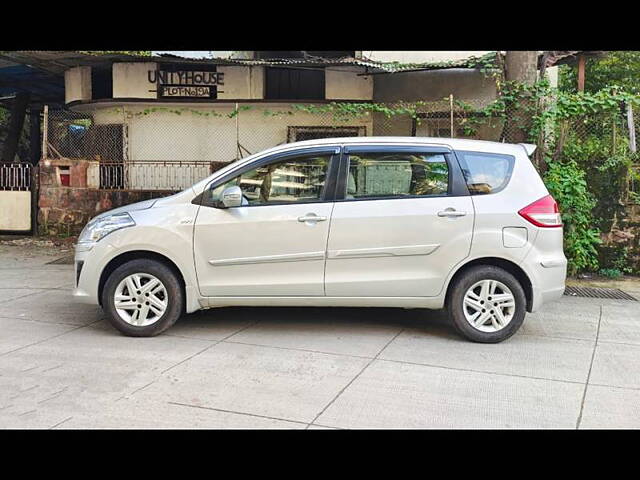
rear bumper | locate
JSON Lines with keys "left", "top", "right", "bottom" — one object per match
{"left": 531, "top": 283, "right": 565, "bottom": 312}
{"left": 527, "top": 257, "right": 567, "bottom": 312}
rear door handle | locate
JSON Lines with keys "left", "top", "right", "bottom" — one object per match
{"left": 298, "top": 214, "right": 327, "bottom": 223}
{"left": 437, "top": 209, "right": 467, "bottom": 217}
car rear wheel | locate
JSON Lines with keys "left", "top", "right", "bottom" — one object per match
{"left": 446, "top": 265, "right": 526, "bottom": 343}
{"left": 102, "top": 259, "right": 184, "bottom": 337}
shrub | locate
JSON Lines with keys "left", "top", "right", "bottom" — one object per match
{"left": 543, "top": 159, "right": 601, "bottom": 275}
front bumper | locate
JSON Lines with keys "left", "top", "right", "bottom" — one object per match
{"left": 72, "top": 244, "right": 109, "bottom": 306}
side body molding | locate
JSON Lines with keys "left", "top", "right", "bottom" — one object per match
{"left": 209, "top": 251, "right": 325, "bottom": 267}
{"left": 327, "top": 244, "right": 441, "bottom": 260}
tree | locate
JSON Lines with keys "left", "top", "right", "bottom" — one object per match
{"left": 559, "top": 51, "right": 640, "bottom": 93}
{"left": 502, "top": 51, "right": 539, "bottom": 144}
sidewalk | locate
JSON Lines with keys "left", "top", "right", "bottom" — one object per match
{"left": 1, "top": 241, "right": 639, "bottom": 429}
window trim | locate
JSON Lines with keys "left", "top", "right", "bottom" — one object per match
{"left": 197, "top": 146, "right": 340, "bottom": 209}
{"left": 453, "top": 149, "right": 516, "bottom": 196}
{"left": 335, "top": 145, "right": 469, "bottom": 202}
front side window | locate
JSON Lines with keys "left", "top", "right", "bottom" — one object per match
{"left": 346, "top": 152, "right": 449, "bottom": 199}
{"left": 456, "top": 151, "right": 515, "bottom": 195}
{"left": 208, "top": 154, "right": 332, "bottom": 206}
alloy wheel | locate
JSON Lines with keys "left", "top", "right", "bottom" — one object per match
{"left": 462, "top": 279, "right": 516, "bottom": 333}
{"left": 113, "top": 273, "right": 168, "bottom": 327}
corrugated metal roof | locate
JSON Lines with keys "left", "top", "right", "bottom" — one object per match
{"left": 0, "top": 51, "right": 501, "bottom": 75}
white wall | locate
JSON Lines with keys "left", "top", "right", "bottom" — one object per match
{"left": 65, "top": 66, "right": 92, "bottom": 104}
{"left": 113, "top": 62, "right": 157, "bottom": 99}
{"left": 0, "top": 191, "right": 31, "bottom": 231}
{"left": 326, "top": 67, "right": 373, "bottom": 100}
{"left": 85, "top": 103, "right": 373, "bottom": 189}
{"left": 71, "top": 61, "right": 376, "bottom": 104}
{"left": 217, "top": 66, "right": 264, "bottom": 100}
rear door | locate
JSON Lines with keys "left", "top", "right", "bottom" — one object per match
{"left": 324, "top": 144, "right": 474, "bottom": 297}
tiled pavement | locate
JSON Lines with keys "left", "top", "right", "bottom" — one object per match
{"left": 1, "top": 246, "right": 638, "bottom": 429}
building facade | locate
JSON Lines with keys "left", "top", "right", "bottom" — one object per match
{"left": 0, "top": 50, "right": 559, "bottom": 234}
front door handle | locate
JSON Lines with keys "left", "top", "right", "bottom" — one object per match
{"left": 298, "top": 214, "right": 327, "bottom": 223}
{"left": 437, "top": 209, "right": 467, "bottom": 217}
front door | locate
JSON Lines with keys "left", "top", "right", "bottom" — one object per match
{"left": 324, "top": 145, "right": 474, "bottom": 297}
{"left": 193, "top": 147, "right": 338, "bottom": 297}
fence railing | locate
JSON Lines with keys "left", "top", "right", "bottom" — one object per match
{"left": 0, "top": 163, "right": 31, "bottom": 191}
{"left": 98, "top": 161, "right": 219, "bottom": 191}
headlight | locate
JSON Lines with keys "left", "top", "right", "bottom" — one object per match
{"left": 76, "top": 212, "right": 136, "bottom": 251}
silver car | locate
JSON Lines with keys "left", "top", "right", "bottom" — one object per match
{"left": 73, "top": 137, "right": 567, "bottom": 343}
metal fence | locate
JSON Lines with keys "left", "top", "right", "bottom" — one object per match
{"left": 98, "top": 160, "right": 220, "bottom": 190}
{"left": 42, "top": 98, "right": 640, "bottom": 193}
{"left": 0, "top": 163, "right": 31, "bottom": 191}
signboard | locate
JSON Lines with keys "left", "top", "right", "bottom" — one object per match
{"left": 148, "top": 68, "right": 224, "bottom": 99}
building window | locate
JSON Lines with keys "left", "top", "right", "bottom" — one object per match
{"left": 91, "top": 67, "right": 113, "bottom": 100}
{"left": 288, "top": 126, "right": 366, "bottom": 142}
{"left": 265, "top": 67, "right": 325, "bottom": 100}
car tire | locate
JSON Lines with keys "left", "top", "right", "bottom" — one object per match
{"left": 446, "top": 265, "right": 526, "bottom": 343}
{"left": 102, "top": 258, "right": 184, "bottom": 337}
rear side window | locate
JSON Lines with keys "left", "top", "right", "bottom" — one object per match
{"left": 455, "top": 151, "right": 515, "bottom": 195}
{"left": 346, "top": 152, "right": 449, "bottom": 199}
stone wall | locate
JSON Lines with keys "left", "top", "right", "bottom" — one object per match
{"left": 37, "top": 158, "right": 226, "bottom": 236}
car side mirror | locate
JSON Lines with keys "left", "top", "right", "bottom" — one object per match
{"left": 220, "top": 185, "right": 243, "bottom": 208}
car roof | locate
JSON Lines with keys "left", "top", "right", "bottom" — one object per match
{"left": 266, "top": 136, "right": 529, "bottom": 156}
{"left": 190, "top": 136, "right": 531, "bottom": 194}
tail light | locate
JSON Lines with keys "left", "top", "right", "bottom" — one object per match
{"left": 518, "top": 195, "right": 562, "bottom": 228}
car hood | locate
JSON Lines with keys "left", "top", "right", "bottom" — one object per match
{"left": 94, "top": 198, "right": 158, "bottom": 220}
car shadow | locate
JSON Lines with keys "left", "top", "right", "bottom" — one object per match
{"left": 177, "top": 305, "right": 458, "bottom": 339}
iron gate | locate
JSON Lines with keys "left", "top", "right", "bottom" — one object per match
{"left": 0, "top": 163, "right": 33, "bottom": 233}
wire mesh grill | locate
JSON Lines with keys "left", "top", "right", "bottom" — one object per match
{"left": 42, "top": 99, "right": 640, "bottom": 193}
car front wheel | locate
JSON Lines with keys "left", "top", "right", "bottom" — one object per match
{"left": 446, "top": 265, "right": 526, "bottom": 343}
{"left": 102, "top": 259, "right": 184, "bottom": 337}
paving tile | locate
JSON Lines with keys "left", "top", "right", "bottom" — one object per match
{"left": 57, "top": 398, "right": 305, "bottom": 429}
{"left": 590, "top": 342, "right": 640, "bottom": 390}
{"left": 0, "top": 289, "right": 103, "bottom": 326}
{"left": 380, "top": 324, "right": 594, "bottom": 383}
{"left": 598, "top": 303, "right": 640, "bottom": 346}
{"left": 0, "top": 246, "right": 70, "bottom": 269}
{"left": 317, "top": 359, "right": 584, "bottom": 429}
{"left": 521, "top": 299, "right": 600, "bottom": 341}
{"left": 0, "top": 325, "right": 212, "bottom": 428}
{"left": 166, "top": 308, "right": 258, "bottom": 341}
{"left": 0, "top": 317, "right": 76, "bottom": 356}
{"left": 0, "top": 267, "right": 73, "bottom": 289}
{"left": 136, "top": 341, "right": 370, "bottom": 424}
{"left": 229, "top": 307, "right": 404, "bottom": 357}
{"left": 0, "top": 289, "right": 44, "bottom": 304}
{"left": 579, "top": 385, "right": 640, "bottom": 429}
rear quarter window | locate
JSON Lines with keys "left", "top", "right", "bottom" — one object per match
{"left": 455, "top": 151, "right": 515, "bottom": 195}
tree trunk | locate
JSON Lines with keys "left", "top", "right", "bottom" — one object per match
{"left": 502, "top": 51, "right": 539, "bottom": 145}
{"left": 1, "top": 92, "right": 30, "bottom": 163}
{"left": 505, "top": 51, "right": 538, "bottom": 85}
